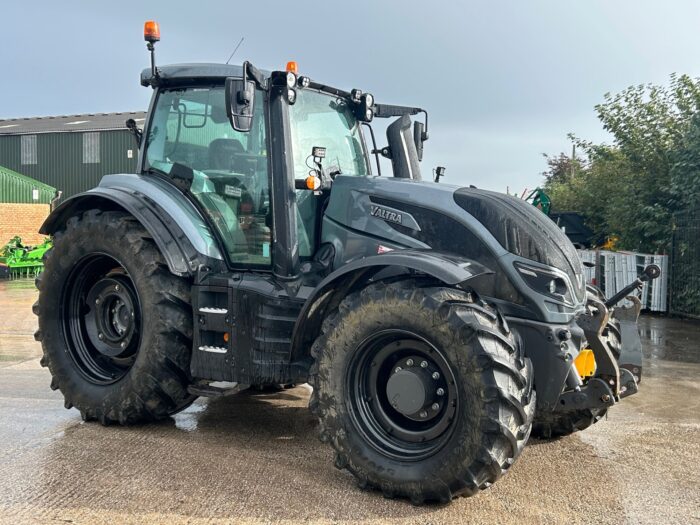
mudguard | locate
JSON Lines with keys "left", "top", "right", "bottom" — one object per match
{"left": 40, "top": 174, "right": 224, "bottom": 276}
{"left": 290, "top": 250, "right": 494, "bottom": 360}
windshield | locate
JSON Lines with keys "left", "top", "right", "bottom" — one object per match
{"left": 289, "top": 90, "right": 369, "bottom": 178}
{"left": 145, "top": 85, "right": 272, "bottom": 266}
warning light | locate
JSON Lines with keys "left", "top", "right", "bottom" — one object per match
{"left": 305, "top": 175, "right": 321, "bottom": 190}
{"left": 223, "top": 332, "right": 230, "bottom": 343}
{"left": 144, "top": 20, "right": 160, "bottom": 43}
{"left": 286, "top": 61, "right": 298, "bottom": 74}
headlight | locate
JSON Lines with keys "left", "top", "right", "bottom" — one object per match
{"left": 515, "top": 262, "right": 573, "bottom": 304}
{"left": 287, "top": 88, "right": 297, "bottom": 104}
{"left": 365, "top": 93, "right": 374, "bottom": 107}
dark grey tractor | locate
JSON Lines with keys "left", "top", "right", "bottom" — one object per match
{"left": 34, "top": 24, "right": 656, "bottom": 504}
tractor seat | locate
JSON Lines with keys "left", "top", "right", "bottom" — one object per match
{"left": 208, "top": 138, "right": 247, "bottom": 173}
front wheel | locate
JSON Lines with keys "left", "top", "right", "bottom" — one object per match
{"left": 310, "top": 281, "right": 535, "bottom": 504}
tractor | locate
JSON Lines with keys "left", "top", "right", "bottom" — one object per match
{"left": 34, "top": 21, "right": 657, "bottom": 504}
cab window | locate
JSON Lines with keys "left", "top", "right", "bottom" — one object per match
{"left": 289, "top": 90, "right": 369, "bottom": 257}
{"left": 145, "top": 86, "right": 271, "bottom": 266}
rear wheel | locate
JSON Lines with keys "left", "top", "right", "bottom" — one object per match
{"left": 310, "top": 281, "right": 535, "bottom": 504}
{"left": 34, "top": 210, "right": 195, "bottom": 425}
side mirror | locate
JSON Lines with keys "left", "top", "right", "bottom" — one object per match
{"left": 225, "top": 77, "right": 255, "bottom": 132}
{"left": 413, "top": 121, "right": 425, "bottom": 161}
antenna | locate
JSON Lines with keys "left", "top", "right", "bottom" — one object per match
{"left": 226, "top": 37, "right": 245, "bottom": 65}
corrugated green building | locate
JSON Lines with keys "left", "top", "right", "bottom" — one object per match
{"left": 0, "top": 165, "right": 56, "bottom": 204}
{"left": 0, "top": 112, "right": 145, "bottom": 200}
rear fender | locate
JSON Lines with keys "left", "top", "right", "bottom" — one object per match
{"left": 290, "top": 250, "right": 494, "bottom": 360}
{"left": 40, "top": 174, "right": 224, "bottom": 276}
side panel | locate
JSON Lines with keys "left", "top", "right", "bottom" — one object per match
{"left": 191, "top": 272, "right": 310, "bottom": 384}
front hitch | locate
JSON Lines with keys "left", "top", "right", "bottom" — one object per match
{"left": 556, "top": 264, "right": 659, "bottom": 413}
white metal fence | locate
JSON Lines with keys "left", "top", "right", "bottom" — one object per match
{"left": 578, "top": 250, "right": 669, "bottom": 312}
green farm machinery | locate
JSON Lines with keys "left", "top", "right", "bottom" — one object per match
{"left": 0, "top": 236, "right": 52, "bottom": 279}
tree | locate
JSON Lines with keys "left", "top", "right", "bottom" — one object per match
{"left": 543, "top": 74, "right": 700, "bottom": 253}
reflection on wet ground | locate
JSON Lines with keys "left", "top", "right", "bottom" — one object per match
{"left": 0, "top": 279, "right": 698, "bottom": 524}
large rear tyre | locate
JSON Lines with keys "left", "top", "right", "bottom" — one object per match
{"left": 309, "top": 281, "right": 535, "bottom": 504}
{"left": 34, "top": 210, "right": 196, "bottom": 425}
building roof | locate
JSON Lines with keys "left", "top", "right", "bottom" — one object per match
{"left": 0, "top": 165, "right": 56, "bottom": 204}
{"left": 0, "top": 111, "right": 147, "bottom": 136}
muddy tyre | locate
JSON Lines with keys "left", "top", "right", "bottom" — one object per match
{"left": 34, "top": 210, "right": 195, "bottom": 425}
{"left": 309, "top": 281, "right": 535, "bottom": 504}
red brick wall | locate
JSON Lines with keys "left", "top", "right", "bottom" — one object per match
{"left": 0, "top": 203, "right": 50, "bottom": 246}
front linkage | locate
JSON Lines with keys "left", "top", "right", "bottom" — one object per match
{"left": 557, "top": 264, "right": 660, "bottom": 415}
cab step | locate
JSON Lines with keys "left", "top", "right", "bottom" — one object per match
{"left": 187, "top": 381, "right": 249, "bottom": 398}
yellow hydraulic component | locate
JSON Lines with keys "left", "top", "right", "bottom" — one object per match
{"left": 574, "top": 349, "right": 596, "bottom": 379}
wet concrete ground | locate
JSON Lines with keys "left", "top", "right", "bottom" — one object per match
{"left": 0, "top": 278, "right": 698, "bottom": 524}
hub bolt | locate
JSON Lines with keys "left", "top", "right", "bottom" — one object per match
{"left": 437, "top": 388, "right": 445, "bottom": 396}
{"left": 431, "top": 403, "right": 440, "bottom": 411}
{"left": 420, "top": 360, "right": 428, "bottom": 368}
{"left": 98, "top": 333, "right": 104, "bottom": 340}
{"left": 419, "top": 410, "right": 428, "bottom": 418}
{"left": 95, "top": 298, "right": 100, "bottom": 305}
{"left": 120, "top": 342, "right": 126, "bottom": 349}
{"left": 115, "top": 285, "right": 121, "bottom": 292}
{"left": 406, "top": 359, "right": 414, "bottom": 366}
{"left": 394, "top": 367, "right": 402, "bottom": 374}
{"left": 432, "top": 372, "right": 440, "bottom": 380}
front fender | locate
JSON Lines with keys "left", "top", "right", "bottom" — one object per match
{"left": 40, "top": 174, "right": 224, "bottom": 276}
{"left": 290, "top": 250, "right": 494, "bottom": 360}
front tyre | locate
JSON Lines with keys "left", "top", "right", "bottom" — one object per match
{"left": 34, "top": 210, "right": 195, "bottom": 425}
{"left": 310, "top": 281, "right": 535, "bottom": 504}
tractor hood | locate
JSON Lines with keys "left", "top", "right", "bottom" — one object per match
{"left": 453, "top": 186, "right": 586, "bottom": 304}
{"left": 323, "top": 176, "right": 586, "bottom": 320}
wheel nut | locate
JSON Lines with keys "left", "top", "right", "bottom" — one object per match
{"left": 120, "top": 341, "right": 126, "bottom": 349}
{"left": 98, "top": 333, "right": 104, "bottom": 340}
{"left": 115, "top": 285, "right": 120, "bottom": 292}
{"left": 95, "top": 298, "right": 100, "bottom": 305}
{"left": 437, "top": 388, "right": 445, "bottom": 396}
{"left": 420, "top": 361, "right": 428, "bottom": 368}
{"left": 406, "top": 359, "right": 414, "bottom": 366}
{"left": 431, "top": 403, "right": 439, "bottom": 411}
{"left": 394, "top": 367, "right": 402, "bottom": 373}
{"left": 419, "top": 410, "right": 428, "bottom": 418}
{"left": 432, "top": 372, "right": 440, "bottom": 380}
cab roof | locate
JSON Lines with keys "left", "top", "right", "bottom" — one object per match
{"left": 140, "top": 63, "right": 270, "bottom": 87}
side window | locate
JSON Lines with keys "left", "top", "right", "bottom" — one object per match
{"left": 146, "top": 86, "right": 271, "bottom": 267}
{"left": 289, "top": 90, "right": 369, "bottom": 258}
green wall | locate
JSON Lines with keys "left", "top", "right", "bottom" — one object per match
{"left": 0, "top": 130, "right": 138, "bottom": 199}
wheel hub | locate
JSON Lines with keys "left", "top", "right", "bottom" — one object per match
{"left": 347, "top": 332, "right": 459, "bottom": 460}
{"left": 85, "top": 277, "right": 138, "bottom": 358}
{"left": 385, "top": 356, "right": 445, "bottom": 421}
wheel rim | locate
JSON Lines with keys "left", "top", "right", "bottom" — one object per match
{"left": 345, "top": 329, "right": 459, "bottom": 461}
{"left": 61, "top": 254, "right": 141, "bottom": 384}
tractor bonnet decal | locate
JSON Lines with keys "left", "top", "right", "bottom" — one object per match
{"left": 370, "top": 205, "right": 403, "bottom": 225}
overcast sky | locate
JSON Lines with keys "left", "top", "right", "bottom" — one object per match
{"left": 2, "top": 1, "right": 700, "bottom": 191}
